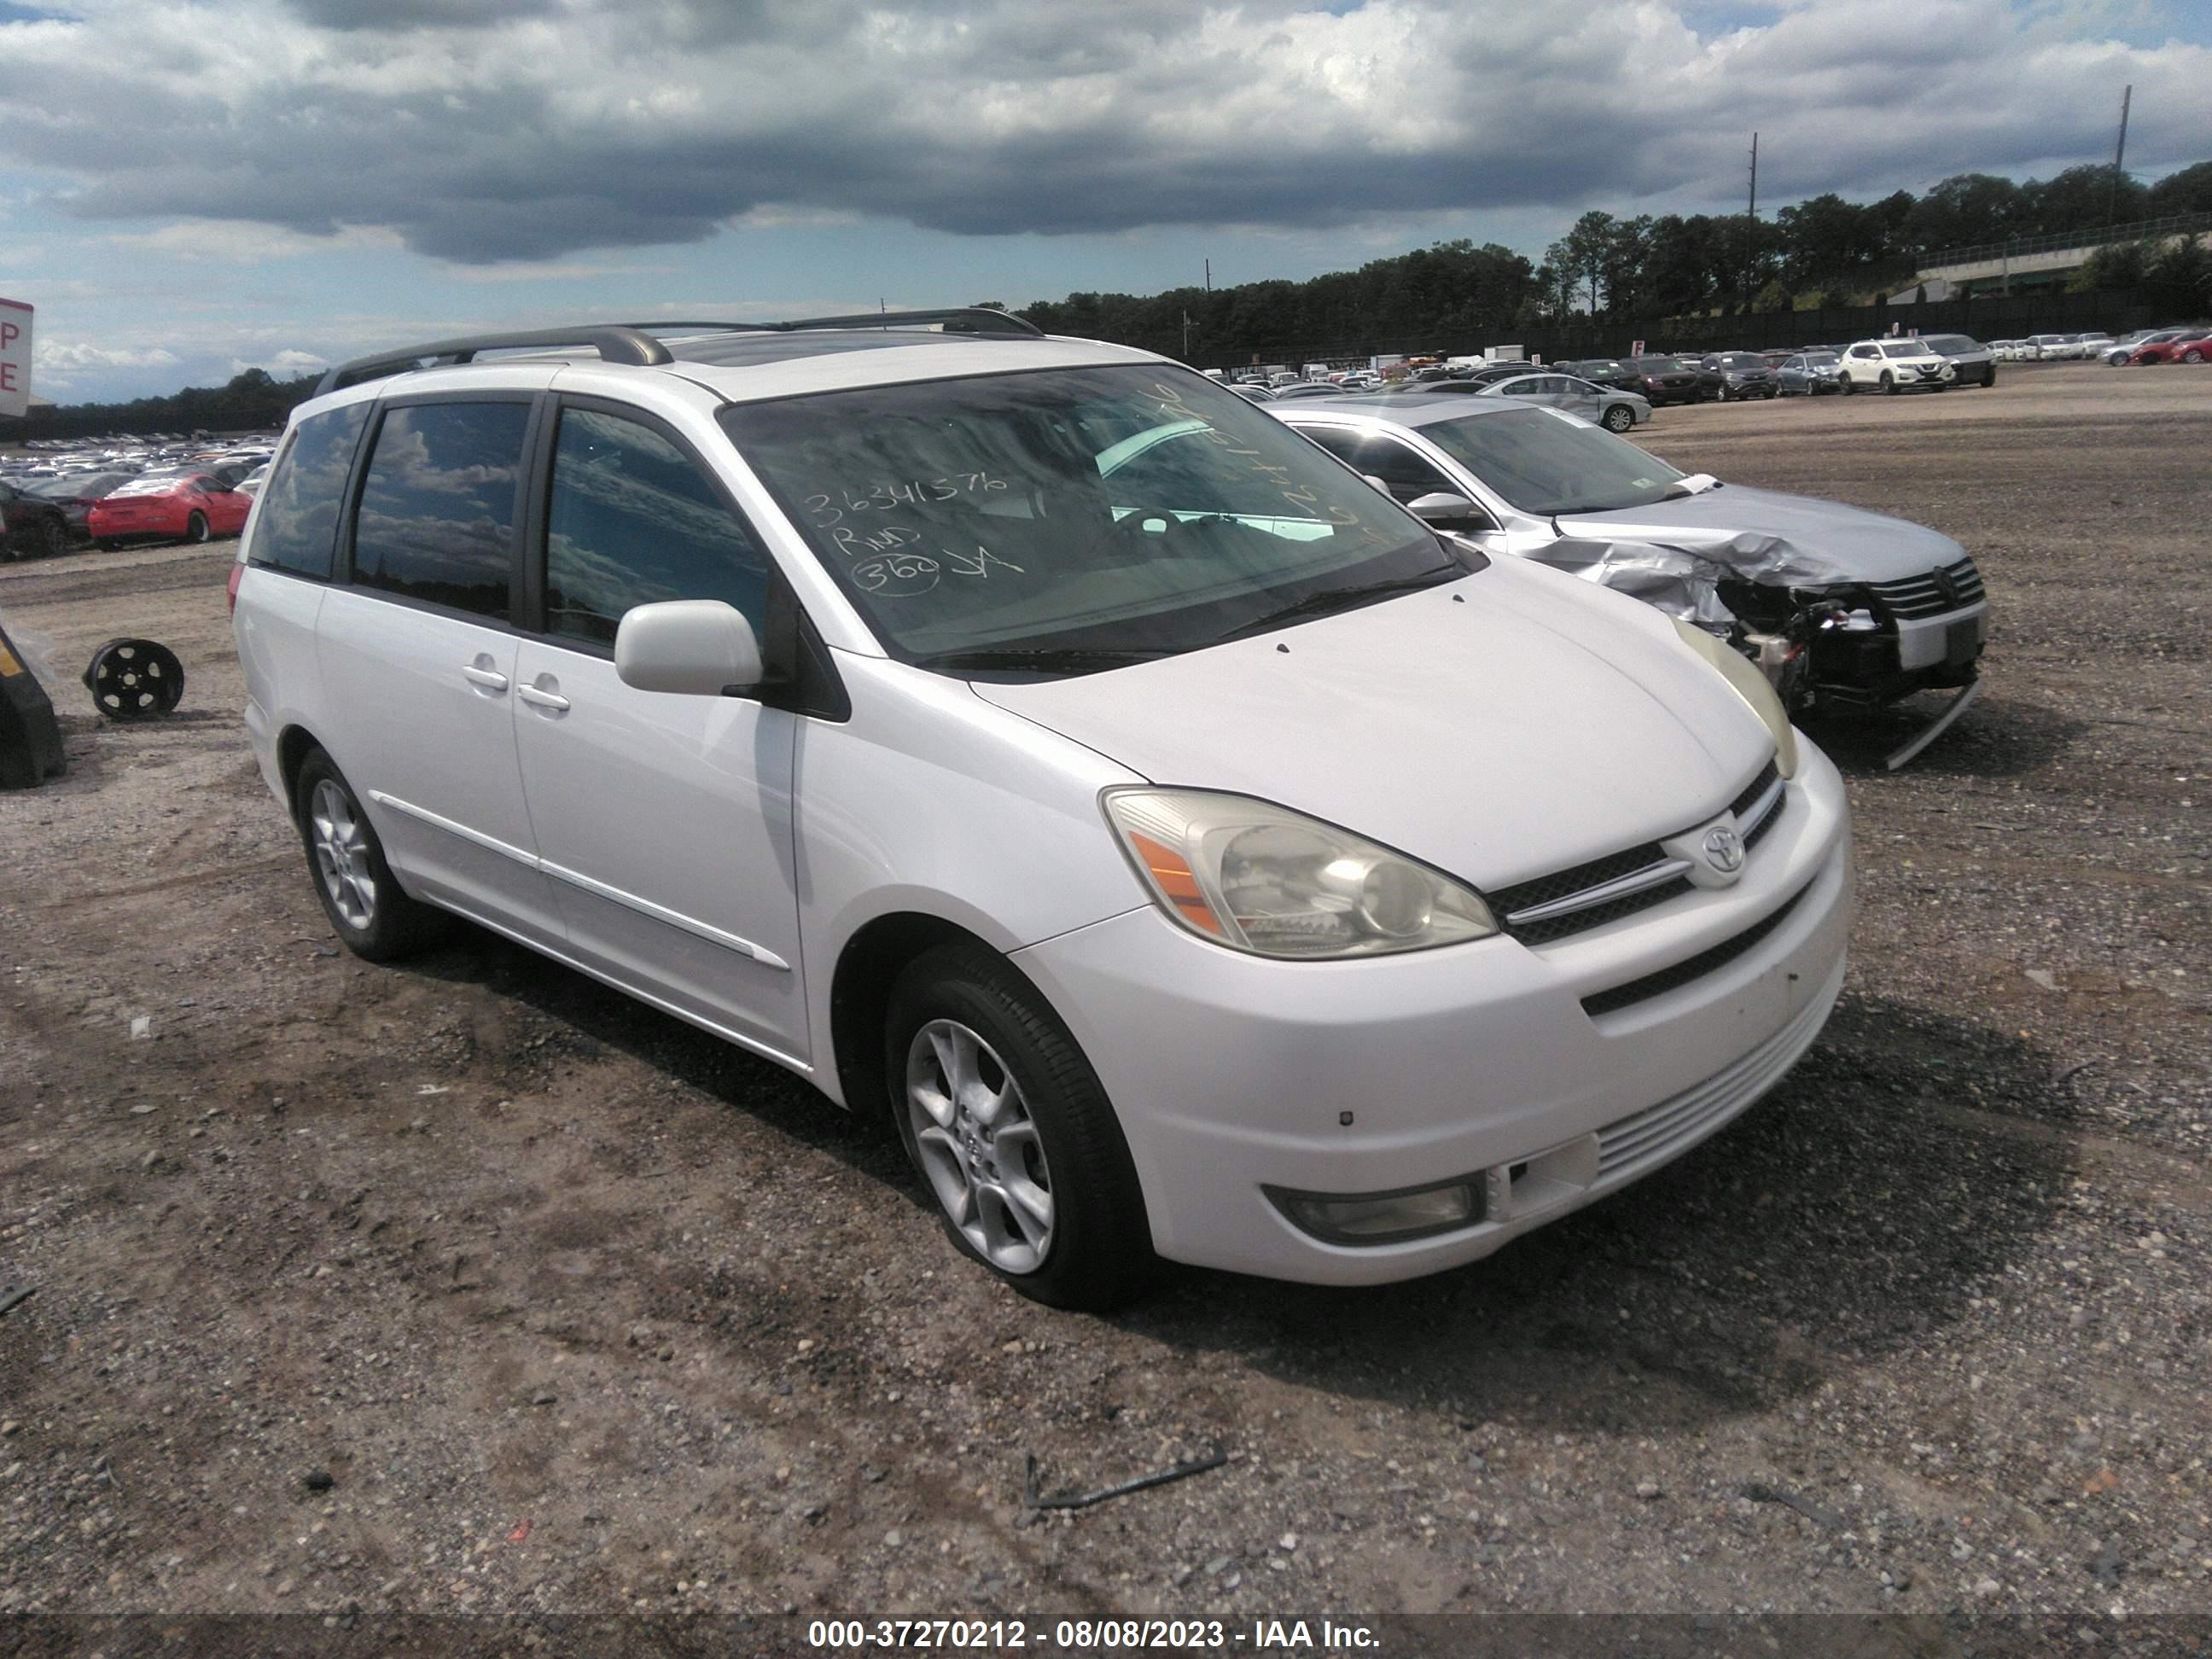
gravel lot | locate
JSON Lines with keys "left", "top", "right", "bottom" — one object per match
{"left": 0, "top": 363, "right": 2207, "bottom": 1638}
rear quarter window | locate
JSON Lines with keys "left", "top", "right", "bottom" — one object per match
{"left": 247, "top": 403, "right": 370, "bottom": 579}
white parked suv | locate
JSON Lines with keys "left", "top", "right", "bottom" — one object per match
{"left": 1837, "top": 338, "right": 1958, "bottom": 393}
{"left": 230, "top": 312, "right": 1853, "bottom": 1308}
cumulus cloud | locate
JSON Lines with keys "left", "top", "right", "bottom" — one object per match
{"left": 230, "top": 347, "right": 329, "bottom": 375}
{"left": 108, "top": 220, "right": 405, "bottom": 263}
{"left": 0, "top": 0, "right": 2205, "bottom": 265}
{"left": 35, "top": 340, "right": 181, "bottom": 370}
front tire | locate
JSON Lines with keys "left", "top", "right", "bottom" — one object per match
{"left": 29, "top": 517, "right": 65, "bottom": 559}
{"left": 293, "top": 749, "right": 449, "bottom": 962}
{"left": 886, "top": 941, "right": 1156, "bottom": 1311}
{"left": 184, "top": 511, "right": 210, "bottom": 544}
{"left": 1880, "top": 372, "right": 1897, "bottom": 395}
{"left": 2184, "top": 349, "right": 2205, "bottom": 365}
{"left": 1602, "top": 404, "right": 1634, "bottom": 433}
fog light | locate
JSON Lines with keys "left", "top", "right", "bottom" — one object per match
{"left": 1266, "top": 1179, "right": 1484, "bottom": 1245}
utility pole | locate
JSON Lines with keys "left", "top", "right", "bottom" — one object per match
{"left": 2109, "top": 84, "right": 2132, "bottom": 224}
{"left": 1744, "top": 131, "right": 1759, "bottom": 311}
{"left": 1181, "top": 311, "right": 1192, "bottom": 359}
{"left": 1204, "top": 259, "right": 1211, "bottom": 292}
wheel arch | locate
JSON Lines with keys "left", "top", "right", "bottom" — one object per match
{"left": 275, "top": 722, "right": 325, "bottom": 816}
{"left": 830, "top": 910, "right": 1051, "bottom": 1132}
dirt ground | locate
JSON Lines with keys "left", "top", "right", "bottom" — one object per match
{"left": 0, "top": 362, "right": 2207, "bottom": 1635}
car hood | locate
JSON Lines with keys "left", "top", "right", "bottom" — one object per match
{"left": 972, "top": 560, "right": 1772, "bottom": 894}
{"left": 1555, "top": 484, "right": 1967, "bottom": 585}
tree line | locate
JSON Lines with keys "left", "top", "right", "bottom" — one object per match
{"left": 17, "top": 365, "right": 322, "bottom": 441}
{"left": 16, "top": 159, "right": 2212, "bottom": 436}
{"left": 1014, "top": 160, "right": 2212, "bottom": 363}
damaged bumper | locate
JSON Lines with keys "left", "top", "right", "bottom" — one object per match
{"left": 1522, "top": 532, "right": 1990, "bottom": 713}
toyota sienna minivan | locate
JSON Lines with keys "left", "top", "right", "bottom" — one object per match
{"left": 230, "top": 311, "right": 1853, "bottom": 1309}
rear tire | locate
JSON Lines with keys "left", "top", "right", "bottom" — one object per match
{"left": 30, "top": 517, "right": 65, "bottom": 559}
{"left": 885, "top": 941, "right": 1157, "bottom": 1311}
{"left": 1842, "top": 374, "right": 1857, "bottom": 395}
{"left": 293, "top": 748, "right": 450, "bottom": 962}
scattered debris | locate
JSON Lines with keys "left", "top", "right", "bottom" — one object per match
{"left": 0, "top": 1285, "right": 36, "bottom": 1321}
{"left": 1740, "top": 1481, "right": 1841, "bottom": 1528}
{"left": 302, "top": 1469, "right": 335, "bottom": 1493}
{"left": 508, "top": 1518, "right": 533, "bottom": 1543}
{"left": 1024, "top": 1444, "right": 1229, "bottom": 1511}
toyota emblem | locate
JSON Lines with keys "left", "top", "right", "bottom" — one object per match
{"left": 1702, "top": 825, "right": 1745, "bottom": 873}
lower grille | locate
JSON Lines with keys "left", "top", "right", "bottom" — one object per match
{"left": 1594, "top": 975, "right": 1833, "bottom": 1177}
{"left": 1580, "top": 883, "right": 1811, "bottom": 1019}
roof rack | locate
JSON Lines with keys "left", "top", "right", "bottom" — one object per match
{"left": 314, "top": 307, "right": 1045, "bottom": 396}
{"left": 641, "top": 308, "right": 1044, "bottom": 340}
{"left": 314, "top": 325, "right": 673, "bottom": 397}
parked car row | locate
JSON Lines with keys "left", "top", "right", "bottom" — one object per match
{"left": 0, "top": 429, "right": 281, "bottom": 558}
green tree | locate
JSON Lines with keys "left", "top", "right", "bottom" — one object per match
{"left": 1905, "top": 174, "right": 2022, "bottom": 259}
{"left": 2019, "top": 164, "right": 2147, "bottom": 235}
{"left": 2146, "top": 236, "right": 2212, "bottom": 311}
{"left": 2146, "top": 160, "right": 2212, "bottom": 217}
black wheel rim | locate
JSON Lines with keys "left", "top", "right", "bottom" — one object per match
{"left": 84, "top": 637, "right": 186, "bottom": 720}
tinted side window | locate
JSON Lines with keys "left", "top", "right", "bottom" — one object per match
{"left": 543, "top": 407, "right": 769, "bottom": 646}
{"left": 352, "top": 402, "right": 529, "bottom": 620}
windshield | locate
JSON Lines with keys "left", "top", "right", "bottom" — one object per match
{"left": 1923, "top": 336, "right": 1976, "bottom": 352}
{"left": 718, "top": 364, "right": 1448, "bottom": 668}
{"left": 1718, "top": 354, "right": 1766, "bottom": 369}
{"left": 1417, "top": 406, "right": 1685, "bottom": 515}
{"left": 1632, "top": 356, "right": 1687, "bottom": 373}
{"left": 1881, "top": 341, "right": 1930, "bottom": 358}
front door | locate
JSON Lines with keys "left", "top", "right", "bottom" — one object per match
{"left": 510, "top": 399, "right": 809, "bottom": 1063}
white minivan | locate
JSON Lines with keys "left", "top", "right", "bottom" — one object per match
{"left": 230, "top": 312, "right": 1853, "bottom": 1309}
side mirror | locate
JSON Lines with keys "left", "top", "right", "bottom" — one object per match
{"left": 614, "top": 599, "right": 764, "bottom": 696}
{"left": 1406, "top": 492, "right": 1485, "bottom": 527}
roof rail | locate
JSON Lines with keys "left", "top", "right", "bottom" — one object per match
{"left": 311, "top": 308, "right": 1045, "bottom": 397}
{"left": 313, "top": 325, "right": 675, "bottom": 397}
{"left": 640, "top": 307, "right": 1045, "bottom": 340}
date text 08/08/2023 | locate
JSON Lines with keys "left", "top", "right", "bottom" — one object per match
{"left": 805, "top": 1617, "right": 1382, "bottom": 1650}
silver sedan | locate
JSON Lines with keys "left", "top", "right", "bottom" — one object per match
{"left": 1474, "top": 371, "right": 1652, "bottom": 432}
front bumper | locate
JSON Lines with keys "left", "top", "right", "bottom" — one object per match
{"left": 1015, "top": 743, "right": 1854, "bottom": 1284}
{"left": 1810, "top": 602, "right": 1989, "bottom": 705}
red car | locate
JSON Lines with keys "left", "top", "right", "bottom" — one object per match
{"left": 85, "top": 472, "right": 253, "bottom": 549}
{"left": 2128, "top": 332, "right": 2212, "bottom": 365}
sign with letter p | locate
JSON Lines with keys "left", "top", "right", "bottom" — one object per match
{"left": 0, "top": 298, "right": 32, "bottom": 419}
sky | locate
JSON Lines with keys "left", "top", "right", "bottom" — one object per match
{"left": 1, "top": 0, "right": 2208, "bottom": 404}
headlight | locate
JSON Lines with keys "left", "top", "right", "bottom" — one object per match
{"left": 1103, "top": 789, "right": 1498, "bottom": 958}
{"left": 1670, "top": 618, "right": 1799, "bottom": 779}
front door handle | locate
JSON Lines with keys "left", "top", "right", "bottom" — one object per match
{"left": 462, "top": 662, "right": 509, "bottom": 692}
{"left": 517, "top": 680, "right": 570, "bottom": 713}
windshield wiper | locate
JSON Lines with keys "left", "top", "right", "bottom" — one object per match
{"left": 908, "top": 645, "right": 1179, "bottom": 674}
{"left": 1216, "top": 563, "right": 1463, "bottom": 643}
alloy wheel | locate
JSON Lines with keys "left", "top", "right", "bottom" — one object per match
{"left": 905, "top": 1018, "right": 1056, "bottom": 1273}
{"left": 309, "top": 778, "right": 377, "bottom": 931}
